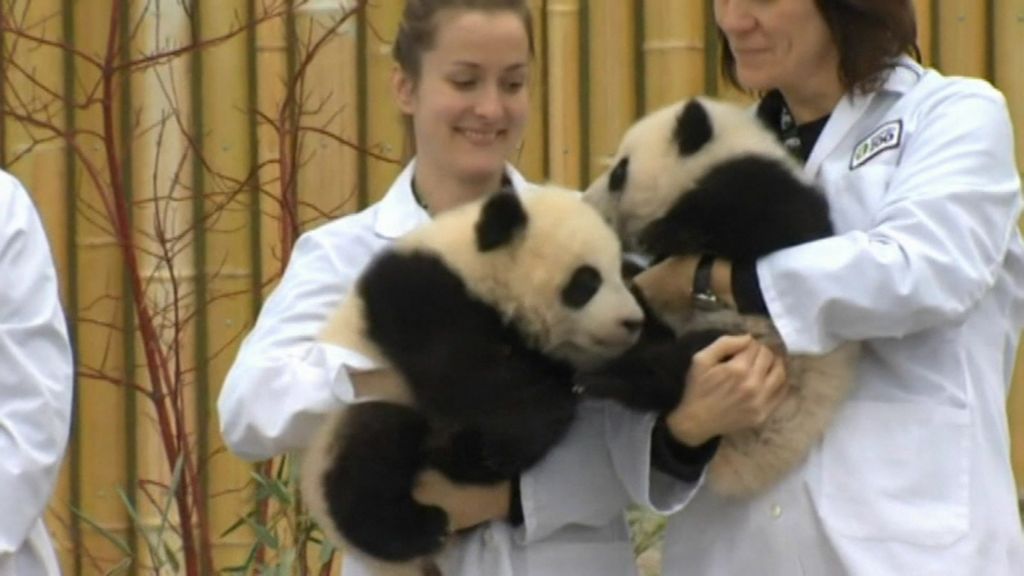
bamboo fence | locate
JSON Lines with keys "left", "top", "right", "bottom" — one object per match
{"left": 0, "top": 1, "right": 1021, "bottom": 574}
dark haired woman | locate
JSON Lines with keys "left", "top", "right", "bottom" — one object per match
{"left": 643, "top": 0, "right": 1024, "bottom": 573}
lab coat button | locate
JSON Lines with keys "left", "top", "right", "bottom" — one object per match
{"left": 483, "top": 527, "right": 495, "bottom": 546}
{"left": 770, "top": 504, "right": 783, "bottom": 519}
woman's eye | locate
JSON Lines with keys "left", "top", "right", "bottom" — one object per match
{"left": 451, "top": 79, "right": 476, "bottom": 90}
{"left": 503, "top": 80, "right": 525, "bottom": 92}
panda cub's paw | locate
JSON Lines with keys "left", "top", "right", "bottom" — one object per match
{"left": 574, "top": 326, "right": 735, "bottom": 414}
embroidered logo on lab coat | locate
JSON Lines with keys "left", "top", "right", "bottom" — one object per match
{"left": 850, "top": 120, "right": 902, "bottom": 170}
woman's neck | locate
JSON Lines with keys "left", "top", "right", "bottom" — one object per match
{"left": 413, "top": 164, "right": 505, "bottom": 215}
{"left": 779, "top": 71, "right": 844, "bottom": 125}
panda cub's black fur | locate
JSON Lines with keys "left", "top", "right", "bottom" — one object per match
{"left": 639, "top": 99, "right": 832, "bottom": 262}
{"left": 580, "top": 97, "right": 859, "bottom": 497}
{"left": 303, "top": 188, "right": 643, "bottom": 575}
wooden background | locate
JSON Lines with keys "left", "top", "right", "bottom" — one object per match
{"left": 0, "top": 0, "right": 1021, "bottom": 573}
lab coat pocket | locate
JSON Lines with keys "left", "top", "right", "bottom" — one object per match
{"left": 819, "top": 400, "right": 969, "bottom": 546}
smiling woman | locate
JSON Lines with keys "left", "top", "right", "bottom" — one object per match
{"left": 217, "top": 2, "right": 702, "bottom": 576}
{"left": 391, "top": 0, "right": 534, "bottom": 214}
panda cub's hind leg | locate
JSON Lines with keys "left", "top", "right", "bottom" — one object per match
{"left": 308, "top": 401, "right": 450, "bottom": 564}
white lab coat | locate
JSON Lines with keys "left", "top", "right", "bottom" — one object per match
{"left": 218, "top": 161, "right": 698, "bottom": 575}
{"left": 0, "top": 171, "right": 73, "bottom": 576}
{"left": 661, "top": 57, "right": 1024, "bottom": 575}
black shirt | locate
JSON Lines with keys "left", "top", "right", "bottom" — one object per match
{"left": 731, "top": 91, "right": 831, "bottom": 316}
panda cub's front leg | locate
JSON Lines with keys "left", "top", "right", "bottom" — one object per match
{"left": 574, "top": 278, "right": 734, "bottom": 414}
{"left": 304, "top": 401, "right": 450, "bottom": 564}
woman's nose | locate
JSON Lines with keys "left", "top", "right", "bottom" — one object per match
{"left": 715, "top": 0, "right": 756, "bottom": 34}
{"left": 474, "top": 85, "right": 504, "bottom": 119}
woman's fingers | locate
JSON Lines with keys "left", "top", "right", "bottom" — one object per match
{"left": 693, "top": 334, "right": 753, "bottom": 368}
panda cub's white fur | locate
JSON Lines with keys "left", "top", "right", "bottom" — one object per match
{"left": 584, "top": 96, "right": 860, "bottom": 497}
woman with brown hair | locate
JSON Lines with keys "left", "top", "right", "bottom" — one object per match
{"left": 644, "top": 0, "right": 1024, "bottom": 573}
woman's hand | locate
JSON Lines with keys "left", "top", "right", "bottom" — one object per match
{"left": 666, "top": 334, "right": 787, "bottom": 446}
{"left": 349, "top": 369, "right": 414, "bottom": 403}
{"left": 412, "top": 469, "right": 512, "bottom": 532}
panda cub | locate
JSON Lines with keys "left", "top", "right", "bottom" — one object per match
{"left": 301, "top": 186, "right": 643, "bottom": 576}
{"left": 580, "top": 96, "right": 859, "bottom": 497}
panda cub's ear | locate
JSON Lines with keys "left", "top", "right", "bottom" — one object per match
{"left": 476, "top": 191, "right": 528, "bottom": 252}
{"left": 674, "top": 99, "right": 714, "bottom": 156}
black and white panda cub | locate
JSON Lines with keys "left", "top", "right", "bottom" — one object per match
{"left": 301, "top": 186, "right": 643, "bottom": 576}
{"left": 580, "top": 96, "right": 859, "bottom": 497}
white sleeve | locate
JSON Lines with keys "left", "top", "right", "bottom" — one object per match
{"left": 759, "top": 83, "right": 1023, "bottom": 354}
{"left": 217, "top": 227, "right": 376, "bottom": 461}
{"left": 0, "top": 175, "right": 73, "bottom": 554}
{"left": 516, "top": 401, "right": 698, "bottom": 544}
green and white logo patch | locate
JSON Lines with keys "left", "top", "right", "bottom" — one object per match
{"left": 850, "top": 120, "right": 902, "bottom": 170}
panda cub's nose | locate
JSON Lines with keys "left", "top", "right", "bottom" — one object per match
{"left": 622, "top": 318, "right": 643, "bottom": 334}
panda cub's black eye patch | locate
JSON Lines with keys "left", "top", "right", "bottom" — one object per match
{"left": 609, "top": 158, "right": 629, "bottom": 193}
{"left": 562, "top": 265, "right": 603, "bottom": 309}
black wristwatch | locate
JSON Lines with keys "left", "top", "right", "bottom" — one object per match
{"left": 692, "top": 254, "right": 721, "bottom": 310}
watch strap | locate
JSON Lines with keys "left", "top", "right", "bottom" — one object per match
{"left": 692, "top": 254, "right": 720, "bottom": 310}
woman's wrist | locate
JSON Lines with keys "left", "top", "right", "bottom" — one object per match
{"left": 665, "top": 402, "right": 714, "bottom": 446}
{"left": 633, "top": 254, "right": 735, "bottom": 310}
{"left": 650, "top": 416, "right": 721, "bottom": 481}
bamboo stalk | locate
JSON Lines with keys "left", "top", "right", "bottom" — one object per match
{"left": 255, "top": 2, "right": 289, "bottom": 294}
{"left": 912, "top": 0, "right": 934, "bottom": 66}
{"left": 198, "top": 0, "right": 258, "bottom": 571}
{"left": 545, "top": 0, "right": 582, "bottom": 188}
{"left": 362, "top": 2, "right": 403, "bottom": 203}
{"left": 517, "top": 0, "right": 547, "bottom": 182}
{"left": 993, "top": 0, "right": 1024, "bottom": 169}
{"left": 63, "top": 3, "right": 132, "bottom": 572}
{"left": 127, "top": 1, "right": 199, "bottom": 573}
{"left": 641, "top": 0, "right": 705, "bottom": 111}
{"left": 294, "top": 3, "right": 362, "bottom": 230}
{"left": 586, "top": 0, "right": 636, "bottom": 184}
{"left": 935, "top": 0, "right": 988, "bottom": 77}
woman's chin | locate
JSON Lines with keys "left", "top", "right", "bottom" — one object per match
{"left": 457, "top": 156, "right": 511, "bottom": 181}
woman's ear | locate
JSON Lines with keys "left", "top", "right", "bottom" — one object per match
{"left": 392, "top": 66, "right": 416, "bottom": 115}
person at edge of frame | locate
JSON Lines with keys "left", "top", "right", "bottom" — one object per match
{"left": 0, "top": 168, "right": 75, "bottom": 576}
{"left": 633, "top": 0, "right": 1024, "bottom": 574}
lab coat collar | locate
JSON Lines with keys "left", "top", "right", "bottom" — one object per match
{"left": 803, "top": 55, "right": 923, "bottom": 177}
{"left": 373, "top": 159, "right": 529, "bottom": 239}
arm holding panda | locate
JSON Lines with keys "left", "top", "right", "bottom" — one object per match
{"left": 631, "top": 254, "right": 764, "bottom": 316}
{"left": 756, "top": 87, "right": 1021, "bottom": 353}
{"left": 636, "top": 84, "right": 1022, "bottom": 354}
{"left": 218, "top": 227, "right": 398, "bottom": 461}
